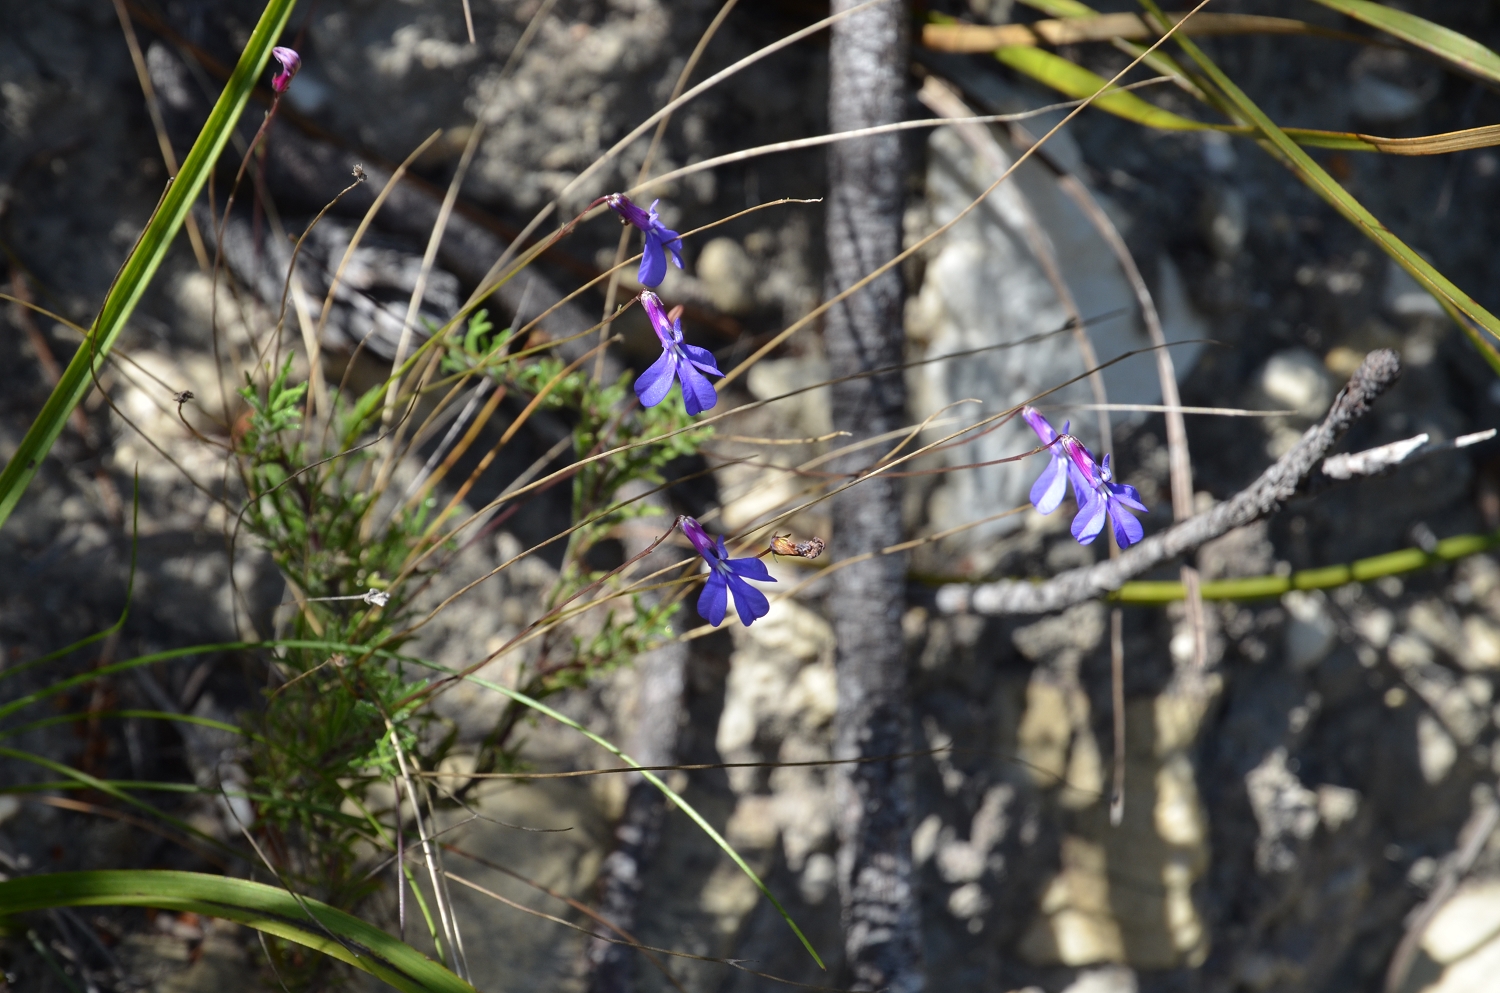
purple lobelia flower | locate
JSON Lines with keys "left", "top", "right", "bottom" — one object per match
{"left": 605, "top": 193, "right": 684, "bottom": 288}
{"left": 679, "top": 516, "right": 776, "bottom": 626}
{"left": 635, "top": 290, "right": 723, "bottom": 415}
{"left": 1022, "top": 406, "right": 1092, "bottom": 515}
{"left": 1061, "top": 436, "right": 1149, "bottom": 548}
{"left": 271, "top": 47, "right": 301, "bottom": 94}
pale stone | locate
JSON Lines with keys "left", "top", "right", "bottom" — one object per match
{"left": 1062, "top": 966, "right": 1139, "bottom": 993}
{"left": 696, "top": 237, "right": 755, "bottom": 314}
{"left": 1155, "top": 753, "right": 1208, "bottom": 848}
{"left": 1317, "top": 784, "right": 1361, "bottom": 831}
{"left": 912, "top": 813, "right": 942, "bottom": 867}
{"left": 745, "top": 355, "right": 832, "bottom": 439}
{"left": 934, "top": 784, "right": 1013, "bottom": 884}
{"left": 1021, "top": 837, "right": 1127, "bottom": 966}
{"left": 1416, "top": 933, "right": 1500, "bottom": 993}
{"left": 1284, "top": 590, "right": 1338, "bottom": 670}
{"left": 1418, "top": 712, "right": 1458, "bottom": 784}
{"left": 725, "top": 795, "right": 779, "bottom": 850}
{"left": 1357, "top": 608, "right": 1396, "bottom": 649}
{"left": 948, "top": 881, "right": 990, "bottom": 919}
{"left": 1462, "top": 615, "right": 1500, "bottom": 670}
{"left": 1017, "top": 678, "right": 1075, "bottom": 786}
{"left": 798, "top": 852, "right": 836, "bottom": 905}
{"left": 1421, "top": 879, "right": 1500, "bottom": 964}
{"left": 1258, "top": 349, "right": 1334, "bottom": 419}
{"left": 1246, "top": 748, "right": 1319, "bottom": 873}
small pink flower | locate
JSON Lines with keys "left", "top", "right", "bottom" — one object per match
{"left": 271, "top": 47, "right": 301, "bottom": 94}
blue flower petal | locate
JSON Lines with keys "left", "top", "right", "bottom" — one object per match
{"left": 1072, "top": 490, "right": 1107, "bottom": 544}
{"left": 1110, "top": 481, "right": 1149, "bottom": 513}
{"left": 635, "top": 350, "right": 678, "bottom": 407}
{"left": 727, "top": 555, "right": 774, "bottom": 583}
{"left": 677, "top": 357, "right": 719, "bottom": 415}
{"left": 1108, "top": 497, "right": 1145, "bottom": 548}
{"left": 639, "top": 233, "right": 668, "bottom": 288}
{"left": 698, "top": 571, "right": 728, "bottom": 626}
{"left": 727, "top": 573, "right": 771, "bottom": 626}
{"left": 1030, "top": 454, "right": 1068, "bottom": 514}
{"left": 681, "top": 343, "right": 723, "bottom": 377}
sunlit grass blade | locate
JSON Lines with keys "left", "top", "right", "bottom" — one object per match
{"left": 0, "top": 870, "right": 474, "bottom": 993}
{"left": 0, "top": 0, "right": 298, "bottom": 532}
{"left": 1133, "top": 0, "right": 1500, "bottom": 354}
{"left": 925, "top": 12, "right": 1353, "bottom": 51}
{"left": 994, "top": 46, "right": 1500, "bottom": 155}
{"left": 1113, "top": 529, "right": 1500, "bottom": 603}
{"left": 1309, "top": 0, "right": 1500, "bottom": 84}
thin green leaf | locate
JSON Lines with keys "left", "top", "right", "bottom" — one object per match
{"left": 1137, "top": 0, "right": 1500, "bottom": 347}
{"left": 0, "top": 0, "right": 299, "bottom": 531}
{"left": 1309, "top": 0, "right": 1500, "bottom": 84}
{"left": 996, "top": 45, "right": 1500, "bottom": 155}
{"left": 0, "top": 870, "right": 474, "bottom": 993}
{"left": 1114, "top": 529, "right": 1500, "bottom": 603}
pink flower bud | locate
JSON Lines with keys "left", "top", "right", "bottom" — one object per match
{"left": 271, "top": 47, "right": 301, "bottom": 94}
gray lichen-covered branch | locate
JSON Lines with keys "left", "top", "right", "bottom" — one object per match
{"left": 938, "top": 349, "right": 1403, "bottom": 617}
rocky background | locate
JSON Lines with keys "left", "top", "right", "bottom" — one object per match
{"left": 6, "top": 1, "right": 1500, "bottom": 992}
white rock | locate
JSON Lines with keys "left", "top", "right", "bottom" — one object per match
{"left": 1422, "top": 878, "right": 1500, "bottom": 964}
{"left": 1283, "top": 590, "right": 1338, "bottom": 669}
{"left": 1316, "top": 784, "right": 1360, "bottom": 831}
{"left": 1418, "top": 711, "right": 1458, "bottom": 784}
{"left": 1258, "top": 349, "right": 1333, "bottom": 420}
{"left": 696, "top": 237, "right": 755, "bottom": 315}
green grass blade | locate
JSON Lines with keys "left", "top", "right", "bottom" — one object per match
{"left": 1137, "top": 0, "right": 1500, "bottom": 347}
{"left": 1114, "top": 529, "right": 1500, "bottom": 603}
{"left": 996, "top": 47, "right": 1211, "bottom": 130}
{"left": 1309, "top": 0, "right": 1500, "bottom": 84}
{"left": 0, "top": 870, "right": 474, "bottom": 993}
{"left": 1017, "top": 0, "right": 1096, "bottom": 16}
{"left": 0, "top": 0, "right": 298, "bottom": 532}
{"left": 995, "top": 45, "right": 1500, "bottom": 156}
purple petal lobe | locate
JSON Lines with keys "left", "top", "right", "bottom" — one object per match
{"left": 1109, "top": 500, "right": 1145, "bottom": 548}
{"left": 1030, "top": 455, "right": 1067, "bottom": 514}
{"left": 1110, "top": 482, "right": 1149, "bottom": 513}
{"left": 727, "top": 574, "right": 771, "bottom": 626}
{"left": 1022, "top": 406, "right": 1058, "bottom": 445}
{"left": 677, "top": 359, "right": 719, "bottom": 415}
{"left": 635, "top": 351, "right": 678, "bottom": 408}
{"left": 681, "top": 343, "right": 723, "bottom": 377}
{"left": 698, "top": 572, "right": 728, "bottom": 626}
{"left": 728, "top": 556, "right": 774, "bottom": 583}
{"left": 639, "top": 234, "right": 667, "bottom": 288}
{"left": 1072, "top": 491, "right": 1107, "bottom": 545}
